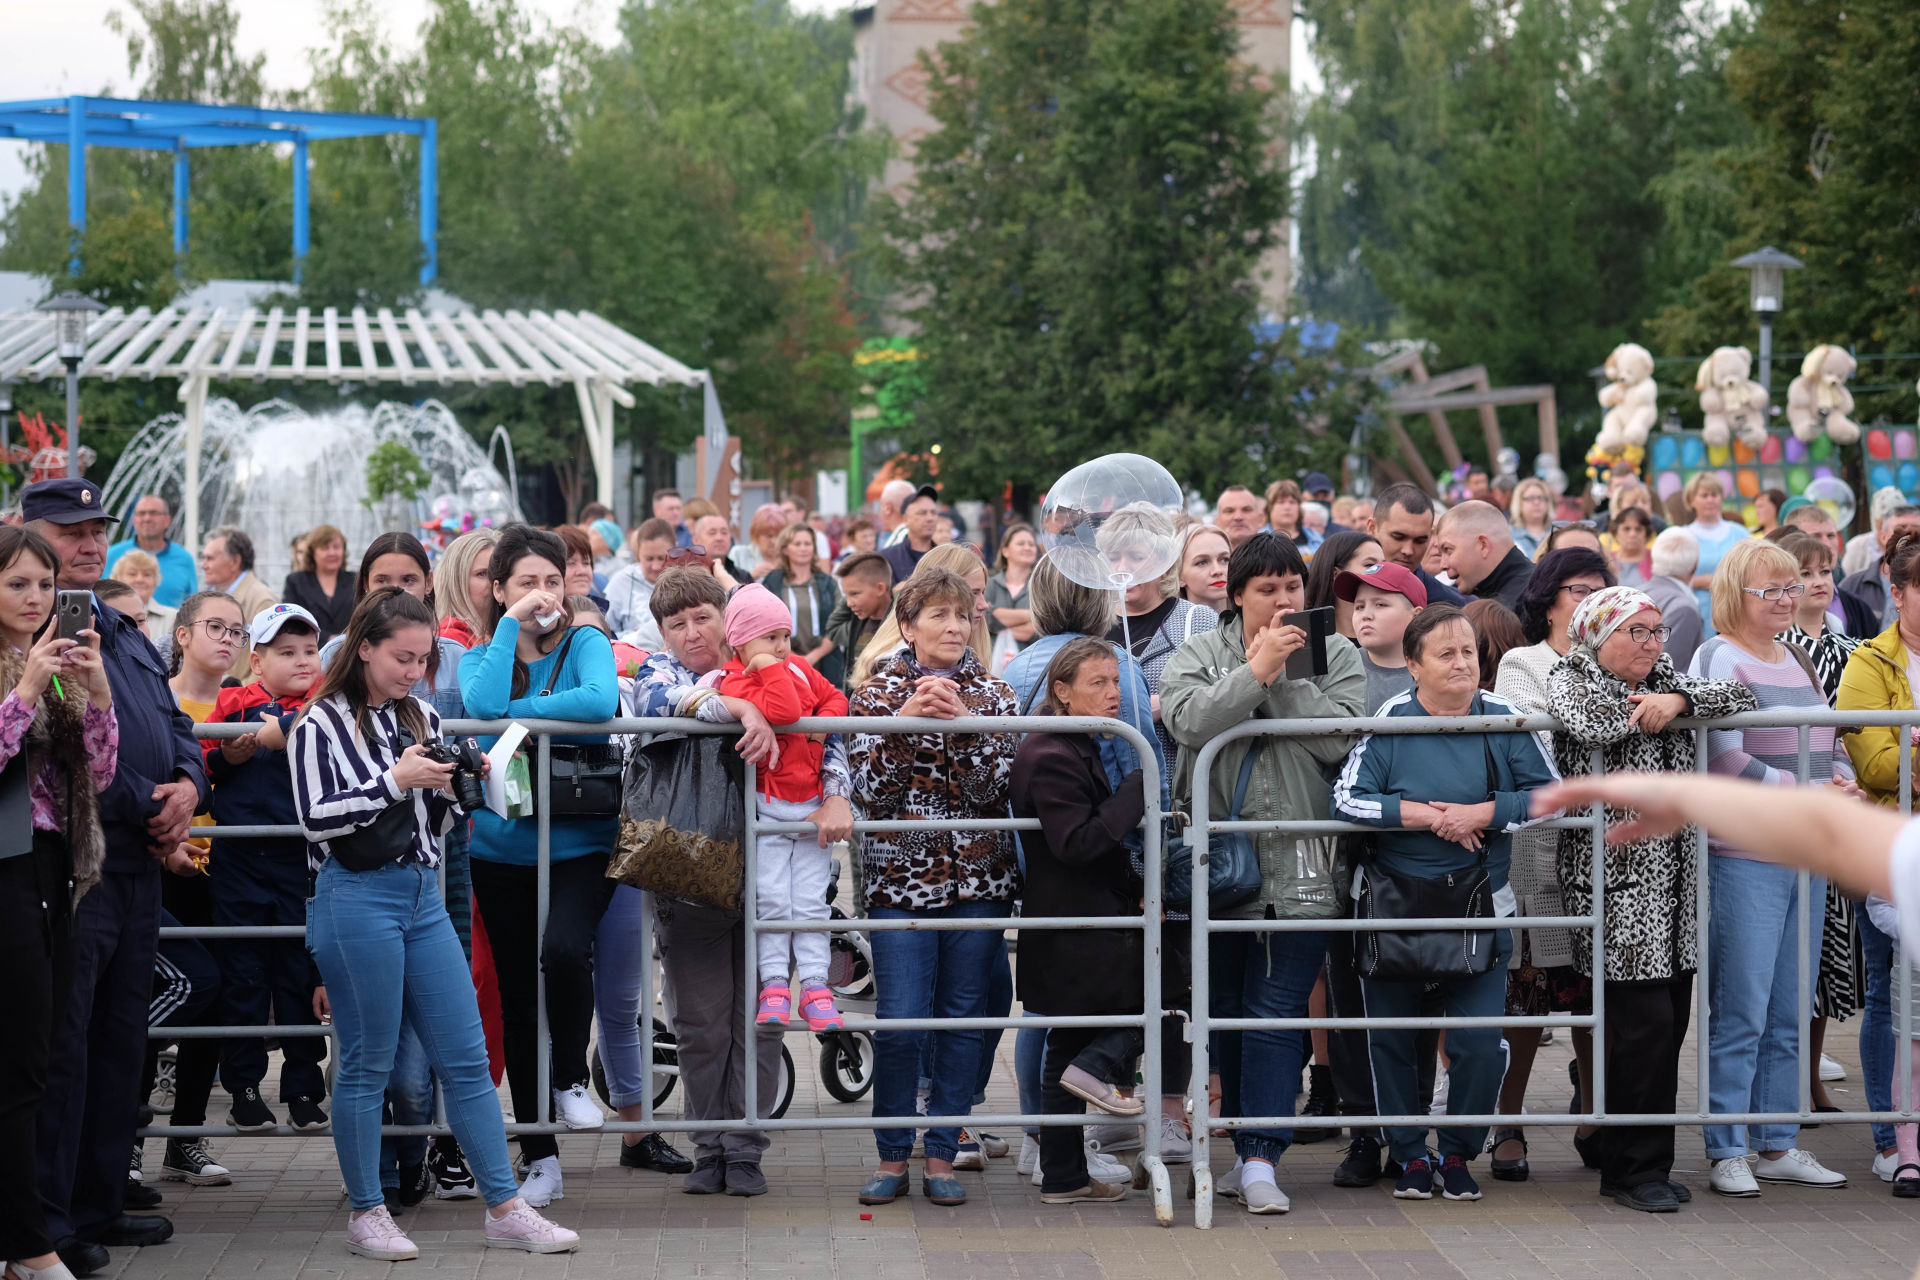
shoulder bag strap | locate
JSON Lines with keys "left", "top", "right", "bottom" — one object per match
{"left": 539, "top": 627, "right": 582, "bottom": 696}
{"left": 1228, "top": 736, "right": 1264, "bottom": 820}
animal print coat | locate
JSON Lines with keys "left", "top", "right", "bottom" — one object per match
{"left": 848, "top": 648, "right": 1021, "bottom": 911}
{"left": 1548, "top": 647, "right": 1755, "bottom": 981}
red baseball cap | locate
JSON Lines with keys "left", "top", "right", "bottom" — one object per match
{"left": 1334, "top": 560, "right": 1427, "bottom": 608}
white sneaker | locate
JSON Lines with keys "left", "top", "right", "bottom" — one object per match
{"left": 1708, "top": 1156, "right": 1761, "bottom": 1197}
{"left": 484, "top": 1202, "right": 581, "bottom": 1253}
{"left": 952, "top": 1130, "right": 988, "bottom": 1171}
{"left": 518, "top": 1155, "right": 564, "bottom": 1207}
{"left": 1157, "top": 1115, "right": 1194, "bottom": 1164}
{"left": 1753, "top": 1148, "right": 1847, "bottom": 1188}
{"left": 1017, "top": 1135, "right": 1041, "bottom": 1176}
{"left": 1819, "top": 1053, "right": 1847, "bottom": 1082}
{"left": 1216, "top": 1157, "right": 1244, "bottom": 1200}
{"left": 345, "top": 1204, "right": 419, "bottom": 1261}
{"left": 1086, "top": 1121, "right": 1143, "bottom": 1153}
{"left": 1031, "top": 1141, "right": 1129, "bottom": 1186}
{"left": 552, "top": 1083, "right": 604, "bottom": 1130}
{"left": 1242, "top": 1178, "right": 1290, "bottom": 1214}
{"left": 1875, "top": 1150, "right": 1900, "bottom": 1183}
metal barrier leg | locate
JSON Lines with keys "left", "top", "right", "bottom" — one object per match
{"left": 1587, "top": 748, "right": 1607, "bottom": 1135}
{"left": 742, "top": 760, "right": 759, "bottom": 1133}
{"left": 1139, "top": 762, "right": 1171, "bottom": 1225}
{"left": 537, "top": 733, "right": 552, "bottom": 1130}
{"left": 1188, "top": 770, "right": 1215, "bottom": 1229}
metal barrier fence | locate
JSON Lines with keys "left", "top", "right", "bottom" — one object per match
{"left": 161, "top": 707, "right": 1917, "bottom": 1232}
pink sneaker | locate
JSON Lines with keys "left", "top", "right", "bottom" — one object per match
{"left": 484, "top": 1202, "right": 581, "bottom": 1253}
{"left": 799, "top": 984, "right": 843, "bottom": 1031}
{"left": 756, "top": 984, "right": 792, "bottom": 1026}
{"left": 345, "top": 1204, "right": 419, "bottom": 1260}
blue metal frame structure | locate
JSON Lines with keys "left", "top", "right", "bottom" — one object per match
{"left": 0, "top": 96, "right": 438, "bottom": 284}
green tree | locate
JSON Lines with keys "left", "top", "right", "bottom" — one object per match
{"left": 876, "top": 0, "right": 1369, "bottom": 499}
{"left": 1650, "top": 1, "right": 1920, "bottom": 425}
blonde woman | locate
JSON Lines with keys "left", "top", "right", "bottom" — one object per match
{"left": 1681, "top": 473, "right": 1748, "bottom": 638}
{"left": 1508, "top": 478, "right": 1555, "bottom": 558}
{"left": 848, "top": 543, "right": 991, "bottom": 689}
{"left": 106, "top": 545, "right": 178, "bottom": 648}
{"left": 433, "top": 529, "right": 501, "bottom": 651}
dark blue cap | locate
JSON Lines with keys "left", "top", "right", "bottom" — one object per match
{"left": 20, "top": 477, "right": 119, "bottom": 526}
{"left": 1303, "top": 472, "right": 1335, "bottom": 494}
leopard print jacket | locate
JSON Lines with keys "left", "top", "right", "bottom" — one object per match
{"left": 1547, "top": 647, "right": 1756, "bottom": 981}
{"left": 848, "top": 648, "right": 1021, "bottom": 912}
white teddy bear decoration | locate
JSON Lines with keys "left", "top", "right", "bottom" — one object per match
{"left": 1595, "top": 343, "right": 1658, "bottom": 453}
{"left": 1695, "top": 346, "right": 1771, "bottom": 448}
{"left": 1785, "top": 344, "right": 1861, "bottom": 444}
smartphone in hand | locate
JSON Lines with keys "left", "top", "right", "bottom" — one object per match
{"left": 56, "top": 590, "right": 91, "bottom": 643}
{"left": 1279, "top": 606, "right": 1334, "bottom": 680}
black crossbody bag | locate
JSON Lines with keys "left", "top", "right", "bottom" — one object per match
{"left": 533, "top": 628, "right": 624, "bottom": 820}
{"left": 1353, "top": 703, "right": 1506, "bottom": 982}
{"left": 328, "top": 720, "right": 420, "bottom": 873}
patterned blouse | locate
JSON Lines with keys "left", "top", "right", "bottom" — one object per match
{"left": 0, "top": 692, "right": 118, "bottom": 832}
{"left": 1780, "top": 623, "right": 1860, "bottom": 707}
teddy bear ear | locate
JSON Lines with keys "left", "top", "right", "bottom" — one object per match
{"left": 1802, "top": 346, "right": 1827, "bottom": 378}
{"left": 1695, "top": 355, "right": 1714, "bottom": 389}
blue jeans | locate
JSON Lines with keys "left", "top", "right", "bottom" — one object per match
{"left": 379, "top": 1021, "right": 432, "bottom": 1187}
{"left": 870, "top": 900, "right": 1004, "bottom": 1163}
{"left": 1704, "top": 856, "right": 1825, "bottom": 1159}
{"left": 1860, "top": 906, "right": 1897, "bottom": 1152}
{"left": 970, "top": 937, "right": 1014, "bottom": 1106}
{"left": 1016, "top": 1016, "right": 1046, "bottom": 1138}
{"left": 1212, "top": 929, "right": 1326, "bottom": 1165}
{"left": 308, "top": 859, "right": 518, "bottom": 1210}
{"left": 595, "top": 884, "right": 654, "bottom": 1109}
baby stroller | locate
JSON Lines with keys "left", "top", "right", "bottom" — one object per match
{"left": 590, "top": 866, "right": 876, "bottom": 1113}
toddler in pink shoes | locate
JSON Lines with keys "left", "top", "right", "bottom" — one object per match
{"left": 707, "top": 584, "right": 851, "bottom": 1033}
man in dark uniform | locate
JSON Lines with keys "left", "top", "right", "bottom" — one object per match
{"left": 25, "top": 478, "right": 206, "bottom": 1278}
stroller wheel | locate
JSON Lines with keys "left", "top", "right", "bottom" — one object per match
{"left": 819, "top": 1031, "right": 876, "bottom": 1103}
{"left": 150, "top": 1046, "right": 177, "bottom": 1116}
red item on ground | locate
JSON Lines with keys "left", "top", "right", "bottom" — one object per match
{"left": 470, "top": 896, "right": 506, "bottom": 1087}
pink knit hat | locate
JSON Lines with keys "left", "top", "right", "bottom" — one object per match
{"left": 724, "top": 583, "right": 793, "bottom": 650}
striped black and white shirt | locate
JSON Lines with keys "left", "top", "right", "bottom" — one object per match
{"left": 290, "top": 692, "right": 458, "bottom": 873}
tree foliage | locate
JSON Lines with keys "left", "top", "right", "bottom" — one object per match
{"left": 1297, "top": 0, "right": 1753, "bottom": 454}
{"left": 877, "top": 0, "right": 1375, "bottom": 500}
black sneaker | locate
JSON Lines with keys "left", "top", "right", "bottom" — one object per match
{"left": 124, "top": 1179, "right": 163, "bottom": 1210}
{"left": 227, "top": 1086, "right": 276, "bottom": 1133}
{"left": 397, "top": 1161, "right": 432, "bottom": 1208}
{"left": 428, "top": 1137, "right": 479, "bottom": 1200}
{"left": 382, "top": 1186, "right": 406, "bottom": 1215}
{"left": 161, "top": 1138, "right": 233, "bottom": 1187}
{"left": 620, "top": 1132, "right": 694, "bottom": 1174}
{"left": 1612, "top": 1180, "right": 1679, "bottom": 1213}
{"left": 1392, "top": 1157, "right": 1435, "bottom": 1200}
{"left": 129, "top": 1139, "right": 145, "bottom": 1184}
{"left": 1295, "top": 1067, "right": 1337, "bottom": 1144}
{"left": 287, "top": 1095, "right": 329, "bottom": 1132}
{"left": 1438, "top": 1154, "right": 1481, "bottom": 1202}
{"left": 1333, "top": 1134, "right": 1385, "bottom": 1188}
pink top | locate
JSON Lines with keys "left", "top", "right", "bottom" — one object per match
{"left": 0, "top": 691, "right": 118, "bottom": 831}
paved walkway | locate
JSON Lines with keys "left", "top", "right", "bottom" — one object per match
{"left": 116, "top": 1027, "right": 1919, "bottom": 1279}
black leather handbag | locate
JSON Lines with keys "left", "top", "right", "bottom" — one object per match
{"left": 534, "top": 628, "right": 625, "bottom": 820}
{"left": 327, "top": 722, "right": 422, "bottom": 872}
{"left": 1352, "top": 706, "right": 1505, "bottom": 983}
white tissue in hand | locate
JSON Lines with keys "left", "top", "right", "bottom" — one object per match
{"left": 534, "top": 611, "right": 563, "bottom": 631}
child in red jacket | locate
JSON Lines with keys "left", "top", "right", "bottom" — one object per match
{"left": 711, "top": 583, "right": 850, "bottom": 1030}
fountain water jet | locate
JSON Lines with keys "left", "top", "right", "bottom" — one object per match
{"left": 103, "top": 397, "right": 523, "bottom": 589}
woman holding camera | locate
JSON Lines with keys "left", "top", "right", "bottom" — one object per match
{"left": 293, "top": 588, "right": 576, "bottom": 1260}
{"left": 459, "top": 525, "right": 621, "bottom": 1209}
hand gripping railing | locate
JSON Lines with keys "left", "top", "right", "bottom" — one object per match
{"left": 164, "top": 713, "right": 1179, "bottom": 1225}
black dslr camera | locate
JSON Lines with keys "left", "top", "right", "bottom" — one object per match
{"left": 422, "top": 737, "right": 488, "bottom": 812}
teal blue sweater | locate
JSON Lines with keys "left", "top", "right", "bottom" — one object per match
{"left": 459, "top": 619, "right": 620, "bottom": 865}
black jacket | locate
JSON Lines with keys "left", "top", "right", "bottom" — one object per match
{"left": 1010, "top": 732, "right": 1145, "bottom": 1017}
{"left": 280, "top": 570, "right": 357, "bottom": 642}
{"left": 760, "top": 568, "right": 846, "bottom": 688}
{"left": 1417, "top": 566, "right": 1467, "bottom": 607}
{"left": 96, "top": 599, "right": 209, "bottom": 873}
{"left": 1836, "top": 581, "right": 1879, "bottom": 640}
{"left": 1467, "top": 544, "right": 1536, "bottom": 614}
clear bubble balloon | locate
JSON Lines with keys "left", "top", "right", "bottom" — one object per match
{"left": 1040, "top": 453, "right": 1185, "bottom": 591}
{"left": 1804, "top": 475, "right": 1857, "bottom": 534}
{"left": 1539, "top": 466, "right": 1570, "bottom": 496}
{"left": 1496, "top": 447, "right": 1522, "bottom": 478}
{"left": 1534, "top": 453, "right": 1559, "bottom": 480}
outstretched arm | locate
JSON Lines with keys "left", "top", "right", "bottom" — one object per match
{"left": 1532, "top": 772, "right": 1902, "bottom": 900}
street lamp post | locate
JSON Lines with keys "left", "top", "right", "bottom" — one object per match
{"left": 0, "top": 380, "right": 11, "bottom": 510}
{"left": 39, "top": 291, "right": 106, "bottom": 479}
{"left": 1730, "top": 246, "right": 1805, "bottom": 393}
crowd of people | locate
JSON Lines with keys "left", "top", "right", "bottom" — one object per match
{"left": 6, "top": 459, "right": 1920, "bottom": 1278}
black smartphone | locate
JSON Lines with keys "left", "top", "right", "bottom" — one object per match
{"left": 1279, "top": 606, "right": 1334, "bottom": 680}
{"left": 56, "top": 590, "right": 91, "bottom": 643}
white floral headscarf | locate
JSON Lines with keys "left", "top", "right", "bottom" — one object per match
{"left": 1569, "top": 585, "right": 1658, "bottom": 652}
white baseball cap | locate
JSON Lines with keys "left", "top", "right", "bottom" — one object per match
{"left": 249, "top": 602, "right": 320, "bottom": 646}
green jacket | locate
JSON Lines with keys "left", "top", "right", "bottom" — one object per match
{"left": 1159, "top": 615, "right": 1367, "bottom": 920}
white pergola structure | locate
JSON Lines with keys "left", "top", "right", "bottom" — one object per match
{"left": 0, "top": 302, "right": 710, "bottom": 544}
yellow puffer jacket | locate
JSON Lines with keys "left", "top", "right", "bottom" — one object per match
{"left": 1836, "top": 624, "right": 1917, "bottom": 807}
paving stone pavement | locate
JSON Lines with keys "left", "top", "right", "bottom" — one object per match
{"left": 117, "top": 1025, "right": 1917, "bottom": 1279}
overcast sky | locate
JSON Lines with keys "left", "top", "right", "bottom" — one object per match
{"left": 3, "top": 0, "right": 1317, "bottom": 228}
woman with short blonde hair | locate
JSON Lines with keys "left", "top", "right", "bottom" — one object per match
{"left": 1508, "top": 478, "right": 1555, "bottom": 558}
{"left": 432, "top": 528, "right": 501, "bottom": 650}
